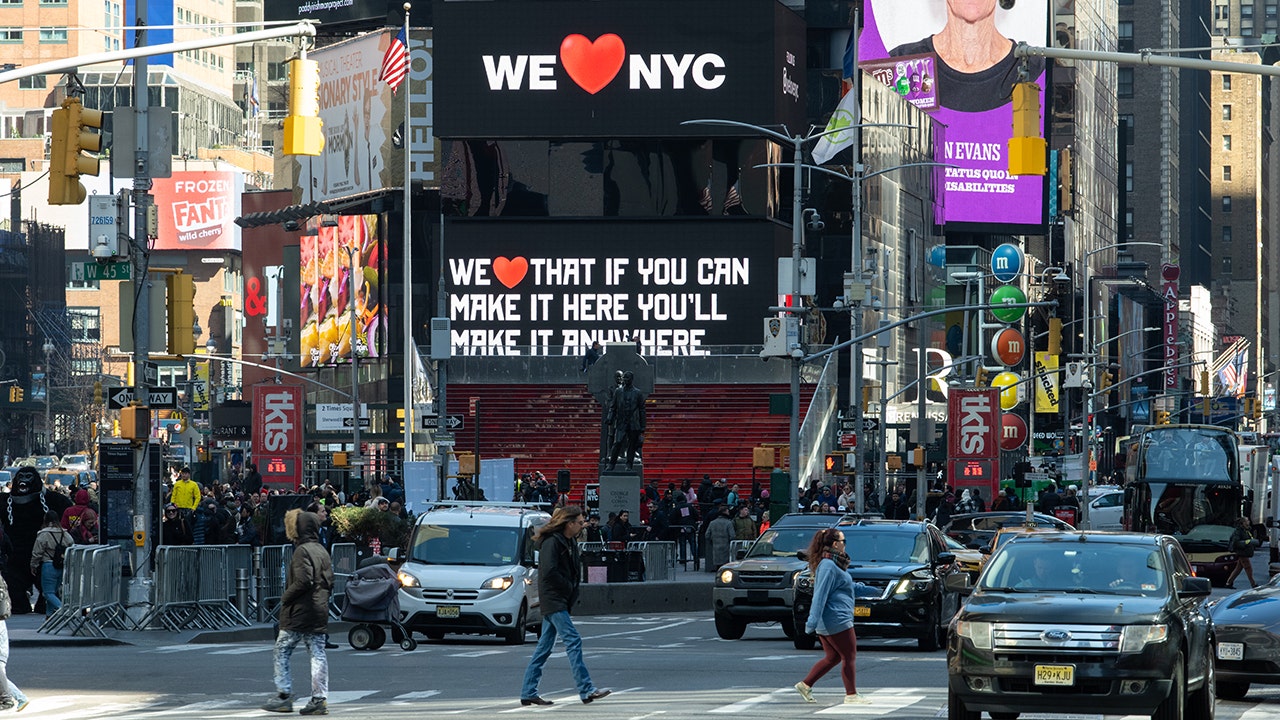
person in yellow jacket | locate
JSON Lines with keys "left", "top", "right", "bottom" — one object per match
{"left": 169, "top": 466, "right": 202, "bottom": 519}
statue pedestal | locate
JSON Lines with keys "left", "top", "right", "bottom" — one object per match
{"left": 598, "top": 469, "right": 642, "bottom": 525}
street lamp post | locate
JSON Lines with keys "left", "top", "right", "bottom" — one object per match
{"left": 42, "top": 339, "right": 53, "bottom": 454}
{"left": 340, "top": 245, "right": 365, "bottom": 493}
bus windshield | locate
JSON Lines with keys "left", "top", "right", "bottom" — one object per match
{"left": 1138, "top": 427, "right": 1236, "bottom": 482}
{"left": 1124, "top": 425, "right": 1242, "bottom": 536}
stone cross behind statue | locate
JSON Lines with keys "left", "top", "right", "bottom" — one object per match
{"left": 587, "top": 343, "right": 654, "bottom": 471}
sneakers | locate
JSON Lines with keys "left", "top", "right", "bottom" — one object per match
{"left": 794, "top": 682, "right": 815, "bottom": 703}
{"left": 14, "top": 697, "right": 29, "bottom": 712}
{"left": 844, "top": 693, "right": 872, "bottom": 705}
{"left": 261, "top": 695, "right": 293, "bottom": 713}
{"left": 299, "top": 697, "right": 328, "bottom": 716}
{"left": 0, "top": 696, "right": 14, "bottom": 711}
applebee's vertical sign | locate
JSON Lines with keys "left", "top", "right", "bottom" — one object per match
{"left": 947, "top": 388, "right": 1001, "bottom": 495}
{"left": 1161, "top": 264, "right": 1180, "bottom": 390}
{"left": 252, "top": 385, "right": 304, "bottom": 489}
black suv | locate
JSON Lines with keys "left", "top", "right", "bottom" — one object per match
{"left": 947, "top": 532, "right": 1216, "bottom": 720}
{"left": 711, "top": 512, "right": 856, "bottom": 640}
{"left": 792, "top": 520, "right": 961, "bottom": 651}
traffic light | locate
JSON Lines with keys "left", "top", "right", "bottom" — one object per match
{"left": 976, "top": 367, "right": 990, "bottom": 386}
{"left": 166, "top": 272, "right": 195, "bottom": 355}
{"left": 1251, "top": 398, "right": 1263, "bottom": 421}
{"left": 1202, "top": 397, "right": 1211, "bottom": 419}
{"left": 1098, "top": 371, "right": 1114, "bottom": 393}
{"left": 93, "top": 381, "right": 103, "bottom": 406}
{"left": 1047, "top": 317, "right": 1062, "bottom": 355}
{"left": 47, "top": 98, "right": 103, "bottom": 205}
{"left": 824, "top": 452, "right": 845, "bottom": 475}
{"left": 1008, "top": 82, "right": 1046, "bottom": 176}
{"left": 861, "top": 385, "right": 872, "bottom": 413}
{"left": 1155, "top": 410, "right": 1170, "bottom": 425}
{"left": 283, "top": 57, "right": 325, "bottom": 156}
{"left": 1058, "top": 147, "right": 1074, "bottom": 214}
{"left": 1199, "top": 370, "right": 1210, "bottom": 396}
{"left": 912, "top": 447, "right": 925, "bottom": 467}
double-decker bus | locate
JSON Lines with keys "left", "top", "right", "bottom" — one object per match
{"left": 1122, "top": 424, "right": 1243, "bottom": 586}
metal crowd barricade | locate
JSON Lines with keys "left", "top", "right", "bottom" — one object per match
{"left": 258, "top": 544, "right": 293, "bottom": 621}
{"left": 328, "top": 542, "right": 358, "bottom": 618}
{"left": 222, "top": 544, "right": 254, "bottom": 609}
{"left": 729, "top": 540, "right": 754, "bottom": 560}
{"left": 40, "top": 545, "right": 134, "bottom": 637}
{"left": 626, "top": 541, "right": 676, "bottom": 581}
{"left": 134, "top": 546, "right": 251, "bottom": 631}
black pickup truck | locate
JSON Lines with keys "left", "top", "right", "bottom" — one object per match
{"left": 946, "top": 532, "right": 1216, "bottom": 720}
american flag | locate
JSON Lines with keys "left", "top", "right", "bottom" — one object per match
{"left": 1219, "top": 345, "right": 1248, "bottom": 398}
{"left": 248, "top": 73, "right": 260, "bottom": 117}
{"left": 379, "top": 27, "right": 409, "bottom": 94}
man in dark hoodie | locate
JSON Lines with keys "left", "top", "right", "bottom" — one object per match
{"left": 519, "top": 506, "right": 610, "bottom": 707}
{"left": 262, "top": 509, "right": 333, "bottom": 716}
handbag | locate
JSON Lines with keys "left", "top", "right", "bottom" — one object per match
{"left": 1234, "top": 531, "right": 1256, "bottom": 558}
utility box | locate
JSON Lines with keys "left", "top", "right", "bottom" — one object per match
{"left": 119, "top": 405, "right": 151, "bottom": 440}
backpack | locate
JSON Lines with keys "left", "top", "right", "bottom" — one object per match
{"left": 51, "top": 537, "right": 68, "bottom": 570}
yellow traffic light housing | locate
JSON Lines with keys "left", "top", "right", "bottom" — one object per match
{"left": 166, "top": 272, "right": 196, "bottom": 355}
{"left": 976, "top": 367, "right": 990, "bottom": 387}
{"left": 1047, "top": 317, "right": 1062, "bottom": 355}
{"left": 1251, "top": 398, "right": 1263, "bottom": 420}
{"left": 283, "top": 58, "right": 325, "bottom": 156}
{"left": 93, "top": 380, "right": 103, "bottom": 406}
{"left": 1098, "top": 371, "right": 1114, "bottom": 393}
{"left": 1199, "top": 370, "right": 1210, "bottom": 395}
{"left": 48, "top": 98, "right": 103, "bottom": 205}
{"left": 1155, "top": 410, "right": 1170, "bottom": 425}
{"left": 912, "top": 447, "right": 925, "bottom": 467}
{"left": 824, "top": 452, "right": 845, "bottom": 475}
{"left": 861, "top": 386, "right": 872, "bottom": 413}
{"left": 1008, "top": 82, "right": 1046, "bottom": 176}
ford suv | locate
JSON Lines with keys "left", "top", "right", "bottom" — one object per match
{"left": 946, "top": 532, "right": 1216, "bottom": 720}
{"left": 712, "top": 512, "right": 854, "bottom": 640}
{"left": 395, "top": 502, "right": 549, "bottom": 644}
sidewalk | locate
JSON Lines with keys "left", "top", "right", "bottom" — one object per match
{"left": 7, "top": 562, "right": 716, "bottom": 648}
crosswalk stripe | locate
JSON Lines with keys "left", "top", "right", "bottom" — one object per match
{"left": 708, "top": 689, "right": 789, "bottom": 713}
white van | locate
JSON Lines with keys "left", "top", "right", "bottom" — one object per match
{"left": 395, "top": 502, "right": 550, "bottom": 644}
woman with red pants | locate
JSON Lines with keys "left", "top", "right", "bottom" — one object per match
{"left": 794, "top": 528, "right": 872, "bottom": 705}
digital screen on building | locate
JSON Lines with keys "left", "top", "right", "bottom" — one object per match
{"left": 442, "top": 219, "right": 787, "bottom": 356}
{"left": 861, "top": 0, "right": 1049, "bottom": 231}
{"left": 299, "top": 215, "right": 386, "bottom": 368}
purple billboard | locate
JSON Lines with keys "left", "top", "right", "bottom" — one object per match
{"left": 861, "top": 0, "right": 1048, "bottom": 230}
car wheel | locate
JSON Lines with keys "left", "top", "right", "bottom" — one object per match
{"left": 714, "top": 611, "right": 746, "bottom": 640}
{"left": 1186, "top": 644, "right": 1215, "bottom": 720}
{"left": 947, "top": 687, "right": 979, "bottom": 720}
{"left": 781, "top": 618, "right": 797, "bottom": 639}
{"left": 1152, "top": 652, "right": 1184, "bottom": 720}
{"left": 367, "top": 624, "right": 387, "bottom": 650}
{"left": 918, "top": 608, "right": 941, "bottom": 652}
{"left": 1216, "top": 680, "right": 1249, "bottom": 701}
{"left": 793, "top": 632, "right": 817, "bottom": 650}
{"left": 503, "top": 606, "right": 527, "bottom": 645}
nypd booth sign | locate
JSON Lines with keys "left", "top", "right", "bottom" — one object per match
{"left": 433, "top": 0, "right": 806, "bottom": 138}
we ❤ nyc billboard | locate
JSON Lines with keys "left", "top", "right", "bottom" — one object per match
{"left": 433, "top": 0, "right": 806, "bottom": 138}
{"left": 442, "top": 219, "right": 787, "bottom": 356}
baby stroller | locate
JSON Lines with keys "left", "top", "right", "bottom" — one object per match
{"left": 341, "top": 558, "right": 417, "bottom": 651}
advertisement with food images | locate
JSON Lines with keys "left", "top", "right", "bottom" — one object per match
{"left": 299, "top": 214, "right": 385, "bottom": 368}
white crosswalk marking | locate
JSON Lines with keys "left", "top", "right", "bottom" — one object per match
{"left": 209, "top": 645, "right": 273, "bottom": 655}
{"left": 708, "top": 689, "right": 790, "bottom": 713}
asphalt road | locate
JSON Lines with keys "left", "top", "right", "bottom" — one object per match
{"left": 8, "top": 609, "right": 1280, "bottom": 719}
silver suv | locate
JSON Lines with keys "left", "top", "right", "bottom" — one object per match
{"left": 711, "top": 513, "right": 857, "bottom": 640}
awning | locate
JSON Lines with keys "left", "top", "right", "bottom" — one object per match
{"left": 234, "top": 187, "right": 403, "bottom": 229}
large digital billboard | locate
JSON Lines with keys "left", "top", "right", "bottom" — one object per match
{"left": 861, "top": 0, "right": 1048, "bottom": 230}
{"left": 443, "top": 219, "right": 788, "bottom": 356}
{"left": 433, "top": 0, "right": 806, "bottom": 138}
{"left": 299, "top": 215, "right": 386, "bottom": 368}
{"left": 150, "top": 171, "right": 245, "bottom": 251}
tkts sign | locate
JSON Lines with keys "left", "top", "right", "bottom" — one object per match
{"left": 252, "top": 384, "right": 304, "bottom": 490}
{"left": 947, "top": 388, "right": 1001, "bottom": 494}
{"left": 433, "top": 0, "right": 805, "bottom": 138}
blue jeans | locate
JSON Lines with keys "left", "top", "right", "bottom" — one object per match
{"left": 40, "top": 561, "right": 62, "bottom": 614}
{"left": 0, "top": 621, "right": 27, "bottom": 705}
{"left": 272, "top": 630, "right": 328, "bottom": 700}
{"left": 520, "top": 611, "right": 594, "bottom": 700}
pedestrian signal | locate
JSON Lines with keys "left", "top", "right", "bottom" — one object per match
{"left": 824, "top": 453, "right": 845, "bottom": 475}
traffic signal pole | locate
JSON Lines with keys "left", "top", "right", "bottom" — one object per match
{"left": 129, "top": 0, "right": 154, "bottom": 593}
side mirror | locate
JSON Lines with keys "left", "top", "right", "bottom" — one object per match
{"left": 936, "top": 551, "right": 956, "bottom": 566}
{"left": 944, "top": 573, "right": 972, "bottom": 593}
{"left": 1179, "top": 576, "right": 1213, "bottom": 598}
{"left": 387, "top": 547, "right": 400, "bottom": 562}
{"left": 735, "top": 548, "right": 748, "bottom": 561}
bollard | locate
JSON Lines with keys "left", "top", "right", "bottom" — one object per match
{"left": 253, "top": 547, "right": 265, "bottom": 623}
{"left": 235, "top": 568, "right": 250, "bottom": 618}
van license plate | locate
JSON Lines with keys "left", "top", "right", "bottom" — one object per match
{"left": 854, "top": 606, "right": 870, "bottom": 617}
{"left": 1217, "top": 642, "right": 1244, "bottom": 661}
{"left": 1034, "top": 665, "right": 1074, "bottom": 686}
{"left": 436, "top": 605, "right": 460, "bottom": 619}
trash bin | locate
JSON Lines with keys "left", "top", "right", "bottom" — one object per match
{"left": 581, "top": 551, "right": 608, "bottom": 583}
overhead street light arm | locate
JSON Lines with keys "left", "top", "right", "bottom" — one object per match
{"left": 182, "top": 353, "right": 351, "bottom": 399}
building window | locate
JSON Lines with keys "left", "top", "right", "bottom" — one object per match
{"left": 39, "top": 27, "right": 68, "bottom": 43}
{"left": 1223, "top": 74, "right": 1233, "bottom": 91}
{"left": 1224, "top": 166, "right": 1232, "bottom": 181}
{"left": 0, "top": 28, "right": 21, "bottom": 43}
{"left": 1224, "top": 104, "right": 1233, "bottom": 121}
{"left": 1223, "top": 196, "right": 1233, "bottom": 212}
{"left": 1126, "top": 161, "right": 1134, "bottom": 192}
{"left": 1119, "top": 22, "right": 1134, "bottom": 53}
{"left": 1223, "top": 134, "right": 1232, "bottom": 151}
{"left": 1223, "top": 226, "right": 1233, "bottom": 244}
{"left": 1125, "top": 209, "right": 1135, "bottom": 240}
{"left": 1223, "top": 256, "right": 1233, "bottom": 275}
{"left": 18, "top": 75, "right": 45, "bottom": 90}
{"left": 39, "top": 0, "right": 68, "bottom": 4}
{"left": 1243, "top": 3, "right": 1255, "bottom": 18}
{"left": 0, "top": 0, "right": 22, "bottom": 5}
{"left": 1119, "top": 68, "right": 1134, "bottom": 98}
{"left": 1121, "top": 114, "right": 1135, "bottom": 145}
{"left": 67, "top": 308, "right": 101, "bottom": 343}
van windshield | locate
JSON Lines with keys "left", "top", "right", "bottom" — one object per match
{"left": 409, "top": 524, "right": 522, "bottom": 566}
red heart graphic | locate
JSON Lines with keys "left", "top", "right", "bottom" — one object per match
{"left": 559, "top": 33, "right": 625, "bottom": 95}
{"left": 493, "top": 256, "right": 529, "bottom": 289}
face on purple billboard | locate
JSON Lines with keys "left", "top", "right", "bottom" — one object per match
{"left": 862, "top": 0, "right": 1049, "bottom": 229}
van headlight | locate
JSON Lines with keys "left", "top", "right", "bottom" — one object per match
{"left": 956, "top": 620, "right": 992, "bottom": 650}
{"left": 1119, "top": 624, "right": 1168, "bottom": 653}
{"left": 483, "top": 575, "right": 514, "bottom": 590}
{"left": 397, "top": 571, "right": 420, "bottom": 588}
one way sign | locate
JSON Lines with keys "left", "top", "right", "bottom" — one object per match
{"left": 108, "top": 386, "right": 178, "bottom": 409}
{"left": 421, "top": 414, "right": 464, "bottom": 431}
